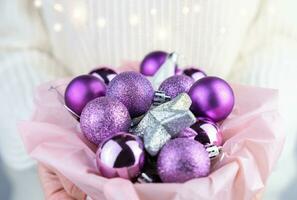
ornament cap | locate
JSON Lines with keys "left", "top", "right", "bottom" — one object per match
{"left": 205, "top": 144, "right": 222, "bottom": 159}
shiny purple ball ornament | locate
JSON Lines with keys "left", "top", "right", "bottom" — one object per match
{"left": 89, "top": 67, "right": 117, "bottom": 85}
{"left": 106, "top": 71, "right": 154, "bottom": 117}
{"left": 140, "top": 51, "right": 168, "bottom": 76}
{"left": 189, "top": 76, "right": 235, "bottom": 122}
{"left": 159, "top": 75, "right": 194, "bottom": 98}
{"left": 157, "top": 138, "right": 210, "bottom": 183}
{"left": 64, "top": 75, "right": 106, "bottom": 116}
{"left": 80, "top": 97, "right": 131, "bottom": 145}
{"left": 96, "top": 133, "right": 145, "bottom": 179}
{"left": 183, "top": 67, "right": 207, "bottom": 81}
{"left": 191, "top": 118, "right": 223, "bottom": 146}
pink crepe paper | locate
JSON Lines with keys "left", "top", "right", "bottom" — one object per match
{"left": 19, "top": 78, "right": 284, "bottom": 200}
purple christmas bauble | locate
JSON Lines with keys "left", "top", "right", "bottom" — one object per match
{"left": 158, "top": 75, "right": 194, "bottom": 98}
{"left": 191, "top": 118, "right": 222, "bottom": 146}
{"left": 157, "top": 138, "right": 210, "bottom": 183}
{"left": 176, "top": 128, "right": 198, "bottom": 138}
{"left": 64, "top": 75, "right": 106, "bottom": 116}
{"left": 80, "top": 97, "right": 131, "bottom": 145}
{"left": 89, "top": 67, "right": 117, "bottom": 85}
{"left": 140, "top": 51, "right": 168, "bottom": 76}
{"left": 183, "top": 67, "right": 207, "bottom": 81}
{"left": 106, "top": 71, "right": 154, "bottom": 117}
{"left": 189, "top": 76, "right": 235, "bottom": 122}
{"left": 96, "top": 133, "right": 145, "bottom": 179}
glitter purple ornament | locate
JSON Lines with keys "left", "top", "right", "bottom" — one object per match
{"left": 96, "top": 133, "right": 145, "bottom": 179}
{"left": 64, "top": 75, "right": 106, "bottom": 116}
{"left": 191, "top": 118, "right": 223, "bottom": 146}
{"left": 158, "top": 75, "right": 194, "bottom": 98}
{"left": 106, "top": 71, "right": 154, "bottom": 117}
{"left": 189, "top": 76, "right": 235, "bottom": 122}
{"left": 157, "top": 138, "right": 210, "bottom": 183}
{"left": 89, "top": 67, "right": 117, "bottom": 85}
{"left": 176, "top": 128, "right": 198, "bottom": 138}
{"left": 183, "top": 67, "right": 207, "bottom": 81}
{"left": 140, "top": 51, "right": 168, "bottom": 76}
{"left": 80, "top": 97, "right": 131, "bottom": 145}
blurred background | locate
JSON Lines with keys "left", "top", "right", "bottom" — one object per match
{"left": 0, "top": 0, "right": 297, "bottom": 199}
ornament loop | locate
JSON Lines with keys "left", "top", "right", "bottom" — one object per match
{"left": 153, "top": 91, "right": 171, "bottom": 106}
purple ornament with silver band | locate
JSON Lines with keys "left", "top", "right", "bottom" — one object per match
{"left": 140, "top": 51, "right": 168, "bottom": 76}
{"left": 189, "top": 76, "right": 235, "bottom": 122}
{"left": 106, "top": 71, "right": 154, "bottom": 117}
{"left": 80, "top": 97, "right": 131, "bottom": 145}
{"left": 191, "top": 118, "right": 223, "bottom": 146}
{"left": 183, "top": 67, "right": 207, "bottom": 81}
{"left": 158, "top": 75, "right": 194, "bottom": 98}
{"left": 89, "top": 67, "right": 117, "bottom": 85}
{"left": 96, "top": 133, "right": 145, "bottom": 179}
{"left": 64, "top": 75, "right": 106, "bottom": 116}
{"left": 157, "top": 138, "right": 210, "bottom": 183}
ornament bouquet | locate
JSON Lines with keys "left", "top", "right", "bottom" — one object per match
{"left": 20, "top": 51, "right": 284, "bottom": 200}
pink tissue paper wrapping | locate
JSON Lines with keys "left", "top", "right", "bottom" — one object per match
{"left": 19, "top": 78, "right": 284, "bottom": 200}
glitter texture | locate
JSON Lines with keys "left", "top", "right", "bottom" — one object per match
{"left": 159, "top": 75, "right": 194, "bottom": 98}
{"left": 157, "top": 138, "right": 210, "bottom": 183}
{"left": 106, "top": 71, "right": 154, "bottom": 117}
{"left": 80, "top": 97, "right": 131, "bottom": 145}
{"left": 132, "top": 93, "right": 196, "bottom": 156}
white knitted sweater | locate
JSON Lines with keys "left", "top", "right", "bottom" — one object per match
{"left": 0, "top": 0, "right": 297, "bottom": 199}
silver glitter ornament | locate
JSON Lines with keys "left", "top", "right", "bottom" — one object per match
{"left": 149, "top": 52, "right": 178, "bottom": 90}
{"left": 132, "top": 93, "right": 196, "bottom": 156}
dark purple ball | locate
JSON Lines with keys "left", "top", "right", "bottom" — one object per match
{"left": 106, "top": 71, "right": 154, "bottom": 117}
{"left": 140, "top": 51, "right": 168, "bottom": 76}
{"left": 80, "top": 97, "right": 131, "bottom": 145}
{"left": 183, "top": 67, "right": 207, "bottom": 81}
{"left": 96, "top": 133, "right": 145, "bottom": 179}
{"left": 158, "top": 75, "right": 194, "bottom": 98}
{"left": 191, "top": 118, "right": 223, "bottom": 146}
{"left": 64, "top": 75, "right": 106, "bottom": 116}
{"left": 89, "top": 67, "right": 117, "bottom": 85}
{"left": 157, "top": 138, "right": 210, "bottom": 183}
{"left": 189, "top": 76, "right": 235, "bottom": 122}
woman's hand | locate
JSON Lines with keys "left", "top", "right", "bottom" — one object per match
{"left": 38, "top": 164, "right": 86, "bottom": 200}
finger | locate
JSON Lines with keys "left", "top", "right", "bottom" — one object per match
{"left": 38, "top": 164, "right": 75, "bottom": 200}
{"left": 55, "top": 170, "right": 86, "bottom": 200}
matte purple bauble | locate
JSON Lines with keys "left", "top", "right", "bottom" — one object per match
{"left": 96, "top": 133, "right": 145, "bottom": 179}
{"left": 89, "top": 67, "right": 117, "bottom": 85}
{"left": 183, "top": 67, "right": 207, "bottom": 81}
{"left": 106, "top": 71, "right": 154, "bottom": 117}
{"left": 189, "top": 76, "right": 235, "bottom": 122}
{"left": 80, "top": 97, "right": 131, "bottom": 145}
{"left": 157, "top": 138, "right": 210, "bottom": 183}
{"left": 140, "top": 51, "right": 168, "bottom": 76}
{"left": 158, "top": 75, "right": 194, "bottom": 98}
{"left": 64, "top": 75, "right": 106, "bottom": 116}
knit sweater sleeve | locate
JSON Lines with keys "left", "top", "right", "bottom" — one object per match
{"left": 0, "top": 0, "right": 68, "bottom": 169}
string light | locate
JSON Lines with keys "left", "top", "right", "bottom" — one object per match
{"left": 34, "top": 0, "right": 42, "bottom": 8}
{"left": 182, "top": 6, "right": 190, "bottom": 15}
{"left": 150, "top": 8, "right": 157, "bottom": 16}
{"left": 193, "top": 4, "right": 201, "bottom": 13}
{"left": 219, "top": 27, "right": 227, "bottom": 35}
{"left": 54, "top": 3, "right": 64, "bottom": 12}
{"left": 156, "top": 28, "right": 168, "bottom": 41}
{"left": 97, "top": 17, "right": 106, "bottom": 28}
{"left": 53, "top": 23, "right": 62, "bottom": 32}
{"left": 129, "top": 14, "right": 140, "bottom": 26}
{"left": 72, "top": 5, "right": 87, "bottom": 26}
